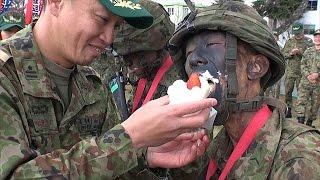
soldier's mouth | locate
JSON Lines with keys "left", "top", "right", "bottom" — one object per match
{"left": 196, "top": 70, "right": 220, "bottom": 98}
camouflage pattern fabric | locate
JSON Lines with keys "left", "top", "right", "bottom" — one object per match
{"left": 0, "top": 25, "right": 145, "bottom": 179}
{"left": 90, "top": 52, "right": 126, "bottom": 82}
{"left": 282, "top": 36, "right": 314, "bottom": 108}
{"left": 296, "top": 46, "right": 320, "bottom": 121}
{"left": 113, "top": 0, "right": 174, "bottom": 56}
{"left": 199, "top": 106, "right": 320, "bottom": 179}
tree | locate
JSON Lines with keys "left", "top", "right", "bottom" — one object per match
{"left": 252, "top": 0, "right": 309, "bottom": 33}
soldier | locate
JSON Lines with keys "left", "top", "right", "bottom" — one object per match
{"left": 282, "top": 22, "right": 314, "bottom": 118}
{"left": 0, "top": 0, "right": 215, "bottom": 179}
{"left": 295, "top": 29, "right": 320, "bottom": 127}
{"left": 112, "top": 0, "right": 180, "bottom": 113}
{"left": 0, "top": 9, "right": 24, "bottom": 40}
{"left": 169, "top": 1, "right": 320, "bottom": 179}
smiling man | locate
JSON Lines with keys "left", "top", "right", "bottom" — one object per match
{"left": 0, "top": 0, "right": 215, "bottom": 179}
{"left": 169, "top": 1, "right": 320, "bottom": 179}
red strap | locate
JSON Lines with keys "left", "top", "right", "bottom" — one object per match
{"left": 0, "top": 0, "right": 3, "bottom": 11}
{"left": 206, "top": 105, "right": 272, "bottom": 180}
{"left": 142, "top": 55, "right": 173, "bottom": 105}
{"left": 206, "top": 159, "right": 218, "bottom": 180}
{"left": 131, "top": 55, "right": 173, "bottom": 112}
{"left": 25, "top": 0, "right": 33, "bottom": 25}
{"left": 132, "top": 78, "right": 147, "bottom": 113}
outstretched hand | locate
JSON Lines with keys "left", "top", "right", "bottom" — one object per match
{"left": 122, "top": 96, "right": 216, "bottom": 149}
{"left": 146, "top": 129, "right": 210, "bottom": 168}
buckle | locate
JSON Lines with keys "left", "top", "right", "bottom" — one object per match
{"left": 230, "top": 100, "right": 262, "bottom": 112}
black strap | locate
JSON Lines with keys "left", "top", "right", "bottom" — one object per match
{"left": 228, "top": 96, "right": 264, "bottom": 112}
{"left": 225, "top": 33, "right": 238, "bottom": 103}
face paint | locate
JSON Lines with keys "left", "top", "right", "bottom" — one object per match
{"left": 123, "top": 50, "right": 161, "bottom": 77}
{"left": 185, "top": 31, "right": 230, "bottom": 125}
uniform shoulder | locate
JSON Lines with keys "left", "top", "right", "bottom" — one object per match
{"left": 280, "top": 120, "right": 320, "bottom": 156}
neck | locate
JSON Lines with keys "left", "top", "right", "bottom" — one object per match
{"left": 224, "top": 80, "right": 261, "bottom": 146}
{"left": 34, "top": 15, "right": 73, "bottom": 68}
{"left": 315, "top": 44, "right": 320, "bottom": 50}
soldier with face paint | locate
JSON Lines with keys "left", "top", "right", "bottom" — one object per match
{"left": 169, "top": 1, "right": 320, "bottom": 179}
{"left": 0, "top": 0, "right": 214, "bottom": 179}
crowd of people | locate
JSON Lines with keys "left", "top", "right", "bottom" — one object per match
{"left": 0, "top": 0, "right": 319, "bottom": 179}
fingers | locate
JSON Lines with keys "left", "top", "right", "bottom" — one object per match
{"left": 172, "top": 98, "right": 217, "bottom": 117}
{"left": 174, "top": 129, "right": 206, "bottom": 141}
{"left": 177, "top": 108, "right": 211, "bottom": 130}
{"left": 149, "top": 95, "right": 170, "bottom": 106}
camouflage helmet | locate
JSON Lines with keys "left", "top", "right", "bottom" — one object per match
{"left": 113, "top": 0, "right": 175, "bottom": 56}
{"left": 169, "top": 1, "right": 285, "bottom": 88}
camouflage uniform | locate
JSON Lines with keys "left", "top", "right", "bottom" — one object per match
{"left": 0, "top": 25, "right": 147, "bottom": 179}
{"left": 199, "top": 105, "right": 320, "bottom": 179}
{"left": 282, "top": 34, "right": 313, "bottom": 110}
{"left": 296, "top": 46, "right": 320, "bottom": 125}
{"left": 112, "top": 0, "right": 180, "bottom": 112}
{"left": 90, "top": 52, "right": 127, "bottom": 83}
{"left": 168, "top": 2, "right": 320, "bottom": 179}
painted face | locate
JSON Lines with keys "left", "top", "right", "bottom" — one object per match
{"left": 185, "top": 31, "right": 229, "bottom": 125}
{"left": 123, "top": 50, "right": 159, "bottom": 77}
{"left": 54, "top": 0, "right": 123, "bottom": 67}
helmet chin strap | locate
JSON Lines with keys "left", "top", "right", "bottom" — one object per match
{"left": 225, "top": 33, "right": 264, "bottom": 113}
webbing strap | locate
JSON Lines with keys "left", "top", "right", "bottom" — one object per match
{"left": 206, "top": 105, "right": 272, "bottom": 180}
{"left": 131, "top": 55, "right": 173, "bottom": 113}
{"left": 225, "top": 33, "right": 238, "bottom": 103}
{"left": 132, "top": 78, "right": 147, "bottom": 113}
{"left": 142, "top": 55, "right": 173, "bottom": 105}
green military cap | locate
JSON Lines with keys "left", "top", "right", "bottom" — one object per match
{"left": 0, "top": 10, "right": 25, "bottom": 31}
{"left": 314, "top": 29, "right": 320, "bottom": 35}
{"left": 100, "top": 0, "right": 153, "bottom": 29}
{"left": 292, "top": 22, "right": 303, "bottom": 35}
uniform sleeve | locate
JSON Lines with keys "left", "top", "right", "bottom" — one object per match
{"left": 282, "top": 40, "right": 293, "bottom": 59}
{"left": 300, "top": 49, "right": 312, "bottom": 77}
{"left": 0, "top": 72, "right": 139, "bottom": 179}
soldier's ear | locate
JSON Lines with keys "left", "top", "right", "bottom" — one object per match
{"left": 47, "top": 0, "right": 62, "bottom": 17}
{"left": 247, "top": 54, "right": 269, "bottom": 80}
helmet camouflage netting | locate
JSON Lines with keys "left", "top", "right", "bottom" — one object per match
{"left": 113, "top": 0, "right": 175, "bottom": 56}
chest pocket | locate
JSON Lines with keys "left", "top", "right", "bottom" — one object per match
{"left": 69, "top": 106, "right": 106, "bottom": 138}
{"left": 25, "top": 95, "right": 61, "bottom": 152}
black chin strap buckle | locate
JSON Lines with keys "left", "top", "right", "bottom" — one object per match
{"left": 230, "top": 97, "right": 263, "bottom": 112}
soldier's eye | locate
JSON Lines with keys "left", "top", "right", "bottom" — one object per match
{"left": 206, "top": 42, "right": 220, "bottom": 47}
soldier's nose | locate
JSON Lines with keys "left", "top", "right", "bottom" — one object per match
{"left": 189, "top": 55, "right": 208, "bottom": 68}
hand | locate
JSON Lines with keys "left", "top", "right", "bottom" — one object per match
{"left": 121, "top": 96, "right": 216, "bottom": 149}
{"left": 147, "top": 129, "right": 210, "bottom": 168}
{"left": 290, "top": 48, "right": 300, "bottom": 56}
{"left": 307, "top": 73, "right": 319, "bottom": 83}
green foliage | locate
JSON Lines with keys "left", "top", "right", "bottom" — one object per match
{"left": 252, "top": 0, "right": 303, "bottom": 19}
